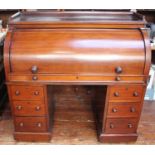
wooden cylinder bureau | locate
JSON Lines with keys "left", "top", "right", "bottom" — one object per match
{"left": 4, "top": 11, "right": 151, "bottom": 143}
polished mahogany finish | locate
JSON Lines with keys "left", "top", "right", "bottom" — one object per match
{"left": 4, "top": 11, "right": 151, "bottom": 143}
{"left": 14, "top": 116, "right": 48, "bottom": 132}
{"left": 12, "top": 100, "right": 46, "bottom": 116}
{"left": 108, "top": 85, "right": 144, "bottom": 102}
{"left": 105, "top": 118, "right": 138, "bottom": 134}
{"left": 10, "top": 85, "right": 44, "bottom": 100}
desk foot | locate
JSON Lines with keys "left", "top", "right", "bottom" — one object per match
{"left": 99, "top": 133, "right": 138, "bottom": 143}
{"left": 14, "top": 132, "right": 52, "bottom": 142}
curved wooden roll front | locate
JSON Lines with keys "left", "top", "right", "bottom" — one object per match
{"left": 4, "top": 28, "right": 150, "bottom": 84}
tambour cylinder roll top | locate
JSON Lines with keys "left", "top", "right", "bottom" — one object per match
{"left": 10, "top": 29, "right": 145, "bottom": 75}
{"left": 4, "top": 11, "right": 151, "bottom": 83}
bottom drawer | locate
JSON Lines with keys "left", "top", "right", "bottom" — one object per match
{"left": 105, "top": 118, "right": 138, "bottom": 134}
{"left": 14, "top": 117, "right": 48, "bottom": 132}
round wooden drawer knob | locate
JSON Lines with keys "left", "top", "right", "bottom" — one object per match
{"left": 133, "top": 92, "right": 138, "bottom": 97}
{"left": 115, "top": 66, "right": 122, "bottom": 74}
{"left": 32, "top": 76, "right": 38, "bottom": 81}
{"left": 110, "top": 123, "right": 114, "bottom": 129}
{"left": 15, "top": 90, "right": 20, "bottom": 96}
{"left": 37, "top": 123, "right": 42, "bottom": 127}
{"left": 16, "top": 105, "right": 22, "bottom": 110}
{"left": 112, "top": 108, "right": 117, "bottom": 113}
{"left": 114, "top": 92, "right": 119, "bottom": 97}
{"left": 115, "top": 76, "right": 121, "bottom": 81}
{"left": 35, "top": 106, "right": 41, "bottom": 111}
{"left": 128, "top": 123, "right": 133, "bottom": 128}
{"left": 19, "top": 122, "right": 24, "bottom": 127}
{"left": 34, "top": 91, "right": 39, "bottom": 96}
{"left": 130, "top": 107, "right": 135, "bottom": 112}
{"left": 31, "top": 65, "right": 38, "bottom": 74}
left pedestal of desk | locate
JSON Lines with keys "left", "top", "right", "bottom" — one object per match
{"left": 7, "top": 84, "right": 54, "bottom": 142}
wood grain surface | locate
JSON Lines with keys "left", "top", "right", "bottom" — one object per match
{"left": 3, "top": 11, "right": 151, "bottom": 143}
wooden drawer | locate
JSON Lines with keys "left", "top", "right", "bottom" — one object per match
{"left": 107, "top": 102, "right": 140, "bottom": 118}
{"left": 14, "top": 117, "right": 48, "bottom": 132}
{"left": 10, "top": 85, "right": 44, "bottom": 100}
{"left": 12, "top": 101, "right": 46, "bottom": 116}
{"left": 109, "top": 85, "right": 144, "bottom": 102}
{"left": 105, "top": 118, "right": 138, "bottom": 134}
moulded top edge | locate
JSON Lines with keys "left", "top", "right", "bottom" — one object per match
{"left": 8, "top": 11, "right": 146, "bottom": 26}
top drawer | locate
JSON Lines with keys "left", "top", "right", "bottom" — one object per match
{"left": 109, "top": 85, "right": 144, "bottom": 102}
{"left": 9, "top": 85, "right": 44, "bottom": 100}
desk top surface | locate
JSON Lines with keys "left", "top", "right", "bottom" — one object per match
{"left": 9, "top": 11, "right": 146, "bottom": 28}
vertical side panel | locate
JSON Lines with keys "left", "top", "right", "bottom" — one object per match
{"left": 4, "top": 31, "right": 13, "bottom": 81}
{"left": 140, "top": 28, "right": 151, "bottom": 76}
